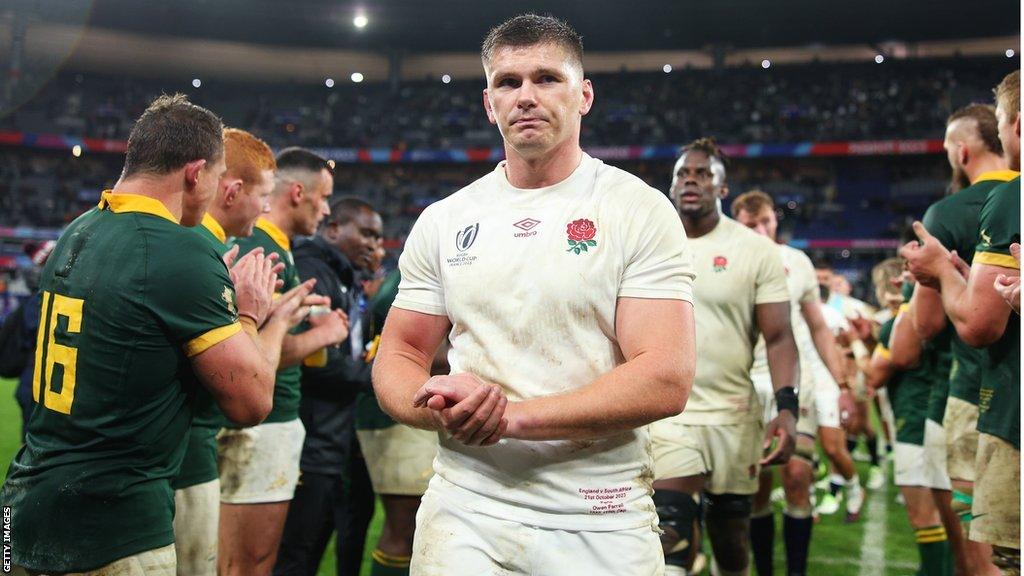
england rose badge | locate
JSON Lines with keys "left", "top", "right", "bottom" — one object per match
{"left": 566, "top": 218, "right": 597, "bottom": 255}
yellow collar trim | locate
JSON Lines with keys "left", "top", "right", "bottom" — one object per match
{"left": 972, "top": 170, "right": 1020, "bottom": 185}
{"left": 201, "top": 213, "right": 228, "bottom": 244}
{"left": 97, "top": 191, "right": 178, "bottom": 224}
{"left": 255, "top": 217, "right": 290, "bottom": 251}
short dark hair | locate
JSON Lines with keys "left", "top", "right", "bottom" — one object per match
{"left": 812, "top": 257, "right": 832, "bottom": 271}
{"left": 947, "top": 104, "right": 1003, "bottom": 156}
{"left": 122, "top": 94, "right": 223, "bottom": 178}
{"left": 275, "top": 147, "right": 333, "bottom": 175}
{"left": 328, "top": 196, "right": 376, "bottom": 226}
{"left": 481, "top": 13, "right": 584, "bottom": 71}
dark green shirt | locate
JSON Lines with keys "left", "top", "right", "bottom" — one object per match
{"left": 1, "top": 193, "right": 240, "bottom": 572}
{"left": 922, "top": 171, "right": 1018, "bottom": 405}
{"left": 878, "top": 317, "right": 931, "bottom": 445}
{"left": 356, "top": 269, "right": 401, "bottom": 431}
{"left": 173, "top": 215, "right": 233, "bottom": 490}
{"left": 973, "top": 177, "right": 1021, "bottom": 448}
{"left": 232, "top": 217, "right": 303, "bottom": 424}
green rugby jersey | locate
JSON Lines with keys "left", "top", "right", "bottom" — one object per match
{"left": 0, "top": 192, "right": 241, "bottom": 572}
{"left": 173, "top": 214, "right": 232, "bottom": 490}
{"left": 232, "top": 217, "right": 302, "bottom": 424}
{"left": 973, "top": 176, "right": 1020, "bottom": 448}
{"left": 922, "top": 170, "right": 1019, "bottom": 405}
{"left": 357, "top": 269, "right": 401, "bottom": 431}
{"left": 877, "top": 316, "right": 930, "bottom": 446}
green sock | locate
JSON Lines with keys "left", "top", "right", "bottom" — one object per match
{"left": 371, "top": 549, "right": 411, "bottom": 576}
{"left": 915, "top": 525, "right": 952, "bottom": 576}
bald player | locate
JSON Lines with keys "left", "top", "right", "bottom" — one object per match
{"left": 651, "top": 138, "right": 798, "bottom": 576}
{"left": 731, "top": 190, "right": 862, "bottom": 575}
{"left": 903, "top": 69, "right": 1021, "bottom": 573}
{"left": 905, "top": 103, "right": 1010, "bottom": 576}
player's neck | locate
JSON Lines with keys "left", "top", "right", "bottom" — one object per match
{"left": 111, "top": 174, "right": 183, "bottom": 222}
{"left": 503, "top": 140, "right": 582, "bottom": 189}
{"left": 682, "top": 210, "right": 721, "bottom": 239}
{"left": 964, "top": 154, "right": 1010, "bottom": 183}
{"left": 261, "top": 209, "right": 297, "bottom": 240}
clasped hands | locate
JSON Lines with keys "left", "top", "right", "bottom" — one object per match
{"left": 412, "top": 373, "right": 509, "bottom": 446}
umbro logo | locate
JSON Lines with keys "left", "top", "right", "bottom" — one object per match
{"left": 513, "top": 218, "right": 540, "bottom": 238}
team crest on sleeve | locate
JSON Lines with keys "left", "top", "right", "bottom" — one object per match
{"left": 566, "top": 218, "right": 597, "bottom": 255}
{"left": 221, "top": 286, "right": 237, "bottom": 316}
{"left": 713, "top": 256, "right": 728, "bottom": 272}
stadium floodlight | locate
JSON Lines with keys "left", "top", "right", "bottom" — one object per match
{"left": 351, "top": 72, "right": 364, "bottom": 83}
{"left": 442, "top": 74, "right": 452, "bottom": 84}
{"left": 72, "top": 145, "right": 82, "bottom": 157}
{"left": 663, "top": 64, "right": 672, "bottom": 73}
{"left": 1007, "top": 49, "right": 1016, "bottom": 58}
{"left": 761, "top": 59, "right": 771, "bottom": 69}
{"left": 325, "top": 78, "right": 335, "bottom": 88}
{"left": 192, "top": 78, "right": 202, "bottom": 88}
{"left": 353, "top": 14, "right": 368, "bottom": 28}
{"left": 875, "top": 54, "right": 885, "bottom": 64}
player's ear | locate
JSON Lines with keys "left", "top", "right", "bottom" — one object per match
{"left": 289, "top": 182, "right": 304, "bottom": 206}
{"left": 183, "top": 159, "right": 206, "bottom": 190}
{"left": 224, "top": 179, "right": 243, "bottom": 205}
{"left": 1015, "top": 113, "right": 1021, "bottom": 138}
{"left": 482, "top": 89, "right": 497, "bottom": 125}
{"left": 580, "top": 78, "right": 594, "bottom": 116}
{"left": 718, "top": 185, "right": 730, "bottom": 199}
{"left": 958, "top": 143, "right": 969, "bottom": 168}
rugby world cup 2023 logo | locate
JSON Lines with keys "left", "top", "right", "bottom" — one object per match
{"left": 456, "top": 223, "right": 479, "bottom": 252}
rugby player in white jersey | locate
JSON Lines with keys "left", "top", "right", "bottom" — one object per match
{"left": 731, "top": 190, "right": 863, "bottom": 575}
{"left": 650, "top": 139, "right": 798, "bottom": 576}
{"left": 372, "top": 14, "right": 696, "bottom": 575}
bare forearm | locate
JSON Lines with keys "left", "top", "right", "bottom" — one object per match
{"left": 280, "top": 327, "right": 335, "bottom": 368}
{"left": 372, "top": 350, "right": 442, "bottom": 431}
{"left": 910, "top": 286, "right": 946, "bottom": 340}
{"left": 766, "top": 331, "right": 800, "bottom": 392}
{"left": 506, "top": 351, "right": 690, "bottom": 441}
{"left": 890, "top": 313, "right": 922, "bottom": 369}
{"left": 810, "top": 323, "right": 845, "bottom": 387}
{"left": 937, "top": 265, "right": 972, "bottom": 333}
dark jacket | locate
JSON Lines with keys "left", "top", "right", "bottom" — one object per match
{"left": 292, "top": 235, "right": 370, "bottom": 475}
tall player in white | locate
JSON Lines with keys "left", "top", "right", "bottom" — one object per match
{"left": 731, "top": 190, "right": 863, "bottom": 575}
{"left": 372, "top": 14, "right": 696, "bottom": 575}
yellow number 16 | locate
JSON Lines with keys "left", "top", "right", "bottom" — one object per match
{"left": 32, "top": 291, "right": 84, "bottom": 415}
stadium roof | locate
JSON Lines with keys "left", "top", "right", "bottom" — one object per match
{"left": 17, "top": 0, "right": 1022, "bottom": 53}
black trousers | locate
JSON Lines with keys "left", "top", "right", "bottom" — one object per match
{"left": 273, "top": 448, "right": 375, "bottom": 576}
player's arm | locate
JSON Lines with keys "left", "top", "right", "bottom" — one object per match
{"left": 909, "top": 284, "right": 947, "bottom": 340}
{"left": 889, "top": 306, "right": 922, "bottom": 370}
{"left": 935, "top": 261, "right": 1017, "bottom": 346}
{"left": 497, "top": 297, "right": 694, "bottom": 441}
{"left": 757, "top": 300, "right": 799, "bottom": 465}
{"left": 190, "top": 256, "right": 315, "bottom": 425}
{"left": 278, "top": 311, "right": 349, "bottom": 368}
{"left": 866, "top": 345, "right": 895, "bottom": 390}
{"left": 372, "top": 307, "right": 453, "bottom": 431}
{"left": 800, "top": 299, "right": 847, "bottom": 388}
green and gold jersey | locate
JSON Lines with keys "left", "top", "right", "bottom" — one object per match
{"left": 974, "top": 176, "right": 1020, "bottom": 448}
{"left": 232, "top": 217, "right": 302, "bottom": 424}
{"left": 923, "top": 170, "right": 1018, "bottom": 405}
{"left": 0, "top": 192, "right": 240, "bottom": 572}
{"left": 173, "top": 214, "right": 232, "bottom": 490}
{"left": 356, "top": 269, "right": 401, "bottom": 431}
{"left": 877, "top": 317, "right": 931, "bottom": 446}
